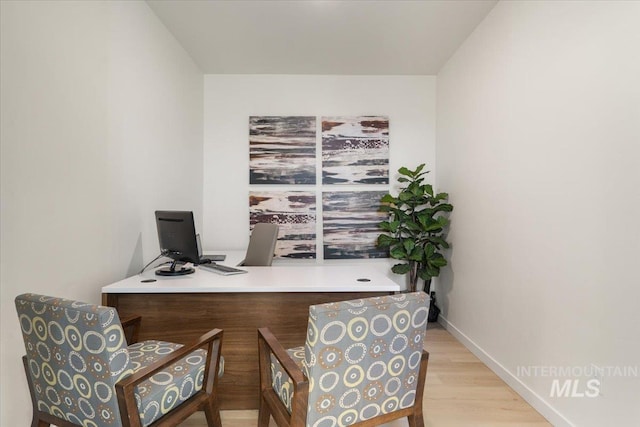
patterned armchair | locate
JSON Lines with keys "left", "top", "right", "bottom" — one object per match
{"left": 15, "top": 293, "right": 224, "bottom": 427}
{"left": 257, "top": 292, "right": 430, "bottom": 427}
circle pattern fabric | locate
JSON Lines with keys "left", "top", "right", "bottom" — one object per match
{"left": 128, "top": 340, "right": 208, "bottom": 426}
{"left": 15, "top": 294, "right": 133, "bottom": 427}
{"left": 307, "top": 293, "right": 428, "bottom": 426}
{"left": 269, "top": 292, "right": 429, "bottom": 426}
{"left": 15, "top": 293, "right": 212, "bottom": 427}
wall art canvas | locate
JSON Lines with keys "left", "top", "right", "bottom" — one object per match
{"left": 322, "top": 191, "right": 388, "bottom": 259}
{"left": 249, "top": 116, "right": 316, "bottom": 184}
{"left": 322, "top": 116, "right": 389, "bottom": 185}
{"left": 249, "top": 191, "right": 316, "bottom": 259}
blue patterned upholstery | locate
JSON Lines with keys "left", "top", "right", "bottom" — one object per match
{"left": 128, "top": 340, "right": 207, "bottom": 425}
{"left": 269, "top": 346, "right": 306, "bottom": 413}
{"left": 15, "top": 293, "right": 219, "bottom": 427}
{"left": 268, "top": 292, "right": 429, "bottom": 426}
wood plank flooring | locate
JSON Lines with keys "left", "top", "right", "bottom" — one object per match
{"left": 183, "top": 323, "right": 551, "bottom": 426}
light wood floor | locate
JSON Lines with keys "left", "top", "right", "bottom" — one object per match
{"left": 183, "top": 323, "right": 551, "bottom": 427}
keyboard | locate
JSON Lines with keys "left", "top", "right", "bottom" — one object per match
{"left": 199, "top": 263, "right": 247, "bottom": 276}
{"left": 199, "top": 254, "right": 226, "bottom": 263}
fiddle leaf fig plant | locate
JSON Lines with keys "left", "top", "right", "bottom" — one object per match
{"left": 377, "top": 164, "right": 453, "bottom": 292}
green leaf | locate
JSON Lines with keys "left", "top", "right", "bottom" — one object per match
{"left": 409, "top": 246, "right": 424, "bottom": 261}
{"left": 428, "top": 266, "right": 441, "bottom": 276}
{"left": 405, "top": 221, "right": 422, "bottom": 232}
{"left": 392, "top": 263, "right": 411, "bottom": 275}
{"left": 415, "top": 210, "right": 433, "bottom": 224}
{"left": 434, "top": 192, "right": 449, "bottom": 202}
{"left": 379, "top": 206, "right": 391, "bottom": 214}
{"left": 403, "top": 239, "right": 415, "bottom": 253}
{"left": 398, "top": 166, "right": 413, "bottom": 177}
{"left": 380, "top": 194, "right": 397, "bottom": 204}
{"left": 411, "top": 185, "right": 424, "bottom": 197}
{"left": 437, "top": 216, "right": 449, "bottom": 227}
{"left": 414, "top": 164, "right": 426, "bottom": 175}
{"left": 425, "top": 236, "right": 450, "bottom": 249}
{"left": 422, "top": 219, "right": 444, "bottom": 232}
{"left": 431, "top": 203, "right": 453, "bottom": 214}
{"left": 424, "top": 184, "right": 434, "bottom": 197}
{"left": 377, "top": 234, "right": 394, "bottom": 247}
{"left": 425, "top": 244, "right": 435, "bottom": 257}
{"left": 398, "top": 191, "right": 413, "bottom": 202}
{"left": 430, "top": 257, "right": 448, "bottom": 268}
{"left": 379, "top": 221, "right": 391, "bottom": 231}
{"left": 389, "top": 246, "right": 407, "bottom": 259}
{"left": 418, "top": 269, "right": 433, "bottom": 281}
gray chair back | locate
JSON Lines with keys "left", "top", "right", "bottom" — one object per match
{"left": 241, "top": 222, "right": 279, "bottom": 266}
{"left": 303, "top": 292, "right": 429, "bottom": 426}
{"left": 15, "top": 293, "right": 132, "bottom": 427}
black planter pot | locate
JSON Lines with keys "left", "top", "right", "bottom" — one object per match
{"left": 421, "top": 279, "right": 440, "bottom": 323}
{"left": 428, "top": 291, "right": 440, "bottom": 323}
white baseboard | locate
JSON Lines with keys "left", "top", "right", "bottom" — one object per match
{"left": 436, "top": 314, "right": 574, "bottom": 427}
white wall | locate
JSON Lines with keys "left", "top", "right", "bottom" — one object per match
{"left": 203, "top": 75, "right": 436, "bottom": 267}
{"left": 436, "top": 1, "right": 640, "bottom": 425}
{"left": 0, "top": 1, "right": 203, "bottom": 425}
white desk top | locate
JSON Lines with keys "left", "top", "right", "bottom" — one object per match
{"left": 102, "top": 252, "right": 400, "bottom": 294}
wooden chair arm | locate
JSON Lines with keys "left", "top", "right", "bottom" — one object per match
{"left": 258, "top": 328, "right": 309, "bottom": 426}
{"left": 115, "top": 328, "right": 223, "bottom": 427}
{"left": 414, "top": 349, "right": 430, "bottom": 405}
{"left": 258, "top": 327, "right": 307, "bottom": 385}
{"left": 119, "top": 315, "right": 142, "bottom": 344}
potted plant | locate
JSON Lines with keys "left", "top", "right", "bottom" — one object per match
{"left": 377, "top": 164, "right": 453, "bottom": 295}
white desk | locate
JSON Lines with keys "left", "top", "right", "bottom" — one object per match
{"left": 102, "top": 258, "right": 400, "bottom": 409}
{"left": 104, "top": 264, "right": 398, "bottom": 294}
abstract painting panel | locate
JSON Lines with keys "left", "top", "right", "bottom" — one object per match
{"left": 322, "top": 116, "right": 389, "bottom": 185}
{"left": 322, "top": 191, "right": 388, "bottom": 259}
{"left": 249, "top": 116, "right": 316, "bottom": 184}
{"left": 249, "top": 191, "right": 316, "bottom": 259}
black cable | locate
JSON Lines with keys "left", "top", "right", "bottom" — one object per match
{"left": 139, "top": 251, "right": 169, "bottom": 275}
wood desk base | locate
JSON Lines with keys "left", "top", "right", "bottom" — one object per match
{"left": 102, "top": 291, "right": 390, "bottom": 410}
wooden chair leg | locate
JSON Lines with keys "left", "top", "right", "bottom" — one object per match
{"left": 32, "top": 419, "right": 50, "bottom": 427}
{"left": 407, "top": 394, "right": 425, "bottom": 427}
{"left": 22, "top": 357, "right": 50, "bottom": 427}
{"left": 408, "top": 349, "right": 428, "bottom": 427}
{"left": 202, "top": 396, "right": 222, "bottom": 427}
{"left": 258, "top": 395, "right": 271, "bottom": 427}
{"left": 408, "top": 413, "right": 425, "bottom": 427}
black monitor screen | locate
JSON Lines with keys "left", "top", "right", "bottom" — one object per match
{"left": 155, "top": 210, "right": 199, "bottom": 276}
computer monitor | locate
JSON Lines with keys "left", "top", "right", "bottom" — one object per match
{"left": 155, "top": 210, "right": 200, "bottom": 276}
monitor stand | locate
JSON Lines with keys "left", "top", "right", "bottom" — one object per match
{"left": 155, "top": 260, "right": 195, "bottom": 276}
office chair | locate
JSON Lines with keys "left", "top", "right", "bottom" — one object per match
{"left": 257, "top": 292, "right": 430, "bottom": 427}
{"left": 239, "top": 222, "right": 279, "bottom": 266}
{"left": 15, "top": 293, "right": 224, "bottom": 427}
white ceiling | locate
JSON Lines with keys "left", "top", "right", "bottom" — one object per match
{"left": 146, "top": 0, "right": 497, "bottom": 75}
